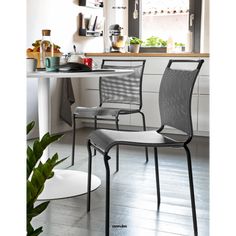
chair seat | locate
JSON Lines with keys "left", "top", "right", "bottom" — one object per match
{"left": 74, "top": 106, "right": 139, "bottom": 118}
{"left": 89, "top": 129, "right": 184, "bottom": 153}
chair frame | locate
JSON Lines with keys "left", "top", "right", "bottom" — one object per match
{"left": 86, "top": 59, "right": 204, "bottom": 236}
{"left": 72, "top": 59, "right": 148, "bottom": 169}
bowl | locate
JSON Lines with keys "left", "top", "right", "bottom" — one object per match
{"left": 110, "top": 35, "right": 127, "bottom": 50}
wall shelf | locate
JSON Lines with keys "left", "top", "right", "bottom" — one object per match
{"left": 78, "top": 1, "right": 103, "bottom": 37}
{"left": 78, "top": 0, "right": 103, "bottom": 8}
{"left": 78, "top": 9, "right": 103, "bottom": 37}
{"left": 79, "top": 28, "right": 103, "bottom": 37}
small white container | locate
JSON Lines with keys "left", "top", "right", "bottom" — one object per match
{"left": 26, "top": 58, "right": 37, "bottom": 72}
{"left": 68, "top": 53, "right": 84, "bottom": 63}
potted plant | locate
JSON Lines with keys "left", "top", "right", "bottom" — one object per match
{"left": 129, "top": 37, "right": 143, "bottom": 53}
{"left": 175, "top": 42, "right": 185, "bottom": 52}
{"left": 141, "top": 36, "right": 167, "bottom": 53}
{"left": 27, "top": 121, "right": 67, "bottom": 236}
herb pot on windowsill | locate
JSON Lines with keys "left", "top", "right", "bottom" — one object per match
{"left": 129, "top": 44, "right": 140, "bottom": 53}
{"left": 129, "top": 37, "right": 143, "bottom": 53}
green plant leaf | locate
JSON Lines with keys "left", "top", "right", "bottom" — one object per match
{"left": 27, "top": 224, "right": 43, "bottom": 236}
{"left": 29, "top": 171, "right": 49, "bottom": 201}
{"left": 27, "top": 146, "right": 38, "bottom": 179}
{"left": 27, "top": 181, "right": 38, "bottom": 201}
{"left": 40, "top": 133, "right": 63, "bottom": 150}
{"left": 26, "top": 121, "right": 67, "bottom": 236}
{"left": 27, "top": 154, "right": 66, "bottom": 204}
{"left": 144, "top": 36, "right": 167, "bottom": 47}
{"left": 175, "top": 42, "right": 185, "bottom": 47}
{"left": 27, "top": 222, "right": 34, "bottom": 235}
{"left": 27, "top": 121, "right": 35, "bottom": 135}
{"left": 55, "top": 156, "right": 68, "bottom": 167}
{"left": 33, "top": 140, "right": 44, "bottom": 159}
{"left": 130, "top": 37, "right": 143, "bottom": 45}
{"left": 27, "top": 201, "right": 50, "bottom": 219}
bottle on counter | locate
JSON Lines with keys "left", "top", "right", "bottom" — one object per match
{"left": 167, "top": 36, "right": 174, "bottom": 53}
{"left": 40, "top": 29, "right": 51, "bottom": 68}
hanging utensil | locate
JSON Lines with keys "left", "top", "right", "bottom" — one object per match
{"left": 133, "top": 0, "right": 138, "bottom": 19}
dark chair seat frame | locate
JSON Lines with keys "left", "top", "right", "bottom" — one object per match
{"left": 72, "top": 59, "right": 148, "bottom": 170}
{"left": 86, "top": 59, "right": 204, "bottom": 236}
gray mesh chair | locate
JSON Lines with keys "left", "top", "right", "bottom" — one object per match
{"left": 86, "top": 59, "right": 204, "bottom": 236}
{"left": 72, "top": 60, "right": 147, "bottom": 169}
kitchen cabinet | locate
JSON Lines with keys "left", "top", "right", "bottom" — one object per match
{"left": 79, "top": 55, "right": 209, "bottom": 136}
{"left": 199, "top": 75, "right": 209, "bottom": 95}
{"left": 198, "top": 95, "right": 209, "bottom": 132}
{"left": 197, "top": 58, "right": 209, "bottom": 132}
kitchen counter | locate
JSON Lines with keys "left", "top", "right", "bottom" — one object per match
{"left": 85, "top": 52, "right": 209, "bottom": 57}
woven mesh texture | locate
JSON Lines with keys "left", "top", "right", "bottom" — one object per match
{"left": 100, "top": 63, "right": 144, "bottom": 105}
{"left": 159, "top": 68, "right": 199, "bottom": 135}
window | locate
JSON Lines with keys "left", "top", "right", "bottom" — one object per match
{"left": 128, "top": 0, "right": 202, "bottom": 52}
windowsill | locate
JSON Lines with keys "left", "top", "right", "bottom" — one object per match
{"left": 85, "top": 52, "right": 210, "bottom": 57}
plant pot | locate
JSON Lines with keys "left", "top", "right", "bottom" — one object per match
{"left": 139, "top": 46, "right": 167, "bottom": 53}
{"left": 129, "top": 44, "right": 140, "bottom": 53}
{"left": 175, "top": 46, "right": 186, "bottom": 52}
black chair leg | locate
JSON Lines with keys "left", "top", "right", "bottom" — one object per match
{"left": 184, "top": 145, "right": 198, "bottom": 236}
{"left": 115, "top": 117, "right": 119, "bottom": 172}
{"left": 140, "top": 111, "right": 149, "bottom": 162}
{"left": 87, "top": 140, "right": 92, "bottom": 212}
{"left": 93, "top": 117, "right": 97, "bottom": 156}
{"left": 71, "top": 114, "right": 76, "bottom": 166}
{"left": 154, "top": 147, "right": 161, "bottom": 208}
{"left": 116, "top": 146, "right": 119, "bottom": 172}
{"left": 104, "top": 153, "right": 111, "bottom": 236}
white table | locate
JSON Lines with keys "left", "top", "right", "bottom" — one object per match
{"left": 27, "top": 69, "right": 133, "bottom": 200}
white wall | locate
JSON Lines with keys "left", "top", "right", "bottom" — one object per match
{"left": 27, "top": 0, "right": 104, "bottom": 53}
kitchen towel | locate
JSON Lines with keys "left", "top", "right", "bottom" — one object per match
{"left": 60, "top": 78, "right": 75, "bottom": 126}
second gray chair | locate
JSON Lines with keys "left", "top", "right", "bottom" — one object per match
{"left": 72, "top": 59, "right": 147, "bottom": 169}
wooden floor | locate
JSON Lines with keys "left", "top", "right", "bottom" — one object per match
{"left": 32, "top": 127, "right": 209, "bottom": 236}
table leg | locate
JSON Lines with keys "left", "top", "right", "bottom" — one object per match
{"left": 37, "top": 77, "right": 101, "bottom": 200}
{"left": 38, "top": 77, "right": 51, "bottom": 162}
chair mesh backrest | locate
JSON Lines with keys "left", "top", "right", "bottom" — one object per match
{"left": 100, "top": 60, "right": 145, "bottom": 107}
{"left": 159, "top": 60, "right": 204, "bottom": 135}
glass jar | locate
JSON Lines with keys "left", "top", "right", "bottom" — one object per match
{"left": 40, "top": 29, "right": 51, "bottom": 68}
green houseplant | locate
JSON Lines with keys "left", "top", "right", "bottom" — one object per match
{"left": 144, "top": 36, "right": 167, "bottom": 47}
{"left": 142, "top": 36, "right": 167, "bottom": 53}
{"left": 27, "top": 121, "right": 67, "bottom": 236}
{"left": 175, "top": 42, "right": 185, "bottom": 52}
{"left": 129, "top": 37, "right": 143, "bottom": 53}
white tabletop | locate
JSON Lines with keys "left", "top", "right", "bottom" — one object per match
{"left": 27, "top": 69, "right": 133, "bottom": 78}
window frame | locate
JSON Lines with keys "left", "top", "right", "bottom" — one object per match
{"left": 128, "top": 0, "right": 202, "bottom": 53}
